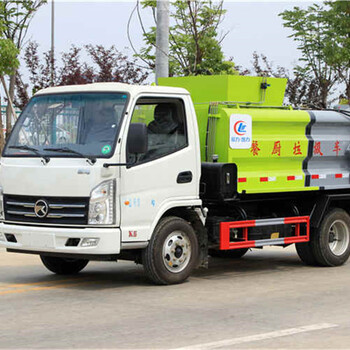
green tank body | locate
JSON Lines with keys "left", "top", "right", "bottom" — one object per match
{"left": 159, "top": 75, "right": 350, "bottom": 195}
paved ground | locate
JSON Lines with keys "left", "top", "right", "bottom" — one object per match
{"left": 1, "top": 246, "right": 350, "bottom": 349}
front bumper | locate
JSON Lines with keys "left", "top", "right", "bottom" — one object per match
{"left": 0, "top": 222, "right": 121, "bottom": 255}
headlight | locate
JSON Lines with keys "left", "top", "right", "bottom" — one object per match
{"left": 0, "top": 186, "right": 4, "bottom": 221}
{"left": 88, "top": 180, "right": 115, "bottom": 225}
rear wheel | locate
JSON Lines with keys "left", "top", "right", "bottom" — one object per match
{"left": 40, "top": 256, "right": 89, "bottom": 275}
{"left": 311, "top": 208, "right": 350, "bottom": 266}
{"left": 142, "top": 216, "right": 199, "bottom": 285}
{"left": 209, "top": 248, "right": 248, "bottom": 259}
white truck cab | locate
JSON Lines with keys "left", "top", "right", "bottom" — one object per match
{"left": 0, "top": 83, "right": 204, "bottom": 284}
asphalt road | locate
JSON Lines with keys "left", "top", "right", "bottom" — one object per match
{"left": 1, "top": 246, "right": 350, "bottom": 349}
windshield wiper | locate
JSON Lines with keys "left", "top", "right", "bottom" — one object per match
{"left": 43, "top": 147, "right": 96, "bottom": 165}
{"left": 9, "top": 145, "right": 50, "bottom": 164}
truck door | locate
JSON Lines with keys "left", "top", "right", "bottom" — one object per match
{"left": 119, "top": 96, "right": 198, "bottom": 242}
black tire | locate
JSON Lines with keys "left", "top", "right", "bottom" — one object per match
{"left": 209, "top": 248, "right": 248, "bottom": 259}
{"left": 40, "top": 256, "right": 89, "bottom": 275}
{"left": 311, "top": 208, "right": 350, "bottom": 267}
{"left": 295, "top": 240, "right": 319, "bottom": 266}
{"left": 142, "top": 216, "right": 199, "bottom": 285}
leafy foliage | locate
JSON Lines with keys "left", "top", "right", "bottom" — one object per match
{"left": 138, "top": 0, "right": 236, "bottom": 76}
{"left": 237, "top": 52, "right": 288, "bottom": 79}
{"left": 0, "top": 2, "right": 19, "bottom": 77}
{"left": 322, "top": 1, "right": 350, "bottom": 102}
{"left": 15, "top": 42, "right": 149, "bottom": 108}
{"left": 0, "top": 36, "right": 19, "bottom": 77}
{"left": 1, "top": 0, "right": 47, "bottom": 49}
{"left": 279, "top": 4, "right": 338, "bottom": 108}
{"left": 0, "top": 2, "right": 20, "bottom": 150}
{"left": 0, "top": 0, "right": 47, "bottom": 139}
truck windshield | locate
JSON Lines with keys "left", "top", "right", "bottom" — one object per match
{"left": 3, "top": 92, "right": 128, "bottom": 158}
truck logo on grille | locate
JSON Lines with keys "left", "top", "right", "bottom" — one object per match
{"left": 34, "top": 200, "right": 49, "bottom": 218}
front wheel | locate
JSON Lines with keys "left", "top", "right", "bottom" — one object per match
{"left": 142, "top": 216, "right": 199, "bottom": 285}
{"left": 40, "top": 256, "right": 89, "bottom": 275}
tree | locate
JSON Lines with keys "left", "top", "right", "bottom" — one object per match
{"left": 137, "top": 0, "right": 236, "bottom": 76}
{"left": 322, "top": 1, "right": 350, "bottom": 103}
{"left": 15, "top": 42, "right": 149, "bottom": 109}
{"left": 237, "top": 52, "right": 327, "bottom": 108}
{"left": 0, "top": 31, "right": 19, "bottom": 78}
{"left": 280, "top": 4, "right": 338, "bottom": 108}
{"left": 285, "top": 70, "right": 329, "bottom": 108}
{"left": 0, "top": 2, "right": 19, "bottom": 149}
{"left": 237, "top": 52, "right": 289, "bottom": 78}
{"left": 85, "top": 44, "right": 149, "bottom": 84}
{"left": 0, "top": 0, "right": 47, "bottom": 136}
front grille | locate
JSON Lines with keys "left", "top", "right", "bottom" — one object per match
{"left": 4, "top": 194, "right": 89, "bottom": 225}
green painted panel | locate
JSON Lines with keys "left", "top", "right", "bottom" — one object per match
{"left": 215, "top": 108, "right": 315, "bottom": 193}
{"left": 159, "top": 75, "right": 287, "bottom": 106}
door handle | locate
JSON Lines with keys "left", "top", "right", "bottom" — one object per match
{"left": 177, "top": 171, "right": 193, "bottom": 184}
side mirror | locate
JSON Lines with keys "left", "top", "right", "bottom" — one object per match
{"left": 127, "top": 123, "right": 148, "bottom": 154}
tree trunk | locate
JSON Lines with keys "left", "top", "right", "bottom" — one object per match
{"left": 1, "top": 76, "right": 18, "bottom": 145}
{"left": 5, "top": 74, "right": 16, "bottom": 140}
{"left": 320, "top": 83, "right": 329, "bottom": 109}
{"left": 0, "top": 92, "right": 4, "bottom": 152}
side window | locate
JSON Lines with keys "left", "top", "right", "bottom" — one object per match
{"left": 128, "top": 98, "right": 188, "bottom": 164}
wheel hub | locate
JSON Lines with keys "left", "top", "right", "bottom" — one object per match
{"left": 328, "top": 220, "right": 350, "bottom": 256}
{"left": 329, "top": 232, "right": 336, "bottom": 243}
{"left": 162, "top": 231, "right": 192, "bottom": 273}
{"left": 175, "top": 246, "right": 183, "bottom": 258}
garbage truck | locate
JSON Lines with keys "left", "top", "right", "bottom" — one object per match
{"left": 1, "top": 75, "right": 350, "bottom": 285}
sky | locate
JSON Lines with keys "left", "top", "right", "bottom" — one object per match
{"left": 21, "top": 0, "right": 318, "bottom": 83}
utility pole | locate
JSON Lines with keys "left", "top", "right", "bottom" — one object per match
{"left": 155, "top": 0, "right": 169, "bottom": 85}
{"left": 51, "top": 0, "right": 55, "bottom": 86}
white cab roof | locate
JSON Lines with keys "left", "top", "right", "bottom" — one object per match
{"left": 35, "top": 82, "right": 189, "bottom": 97}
